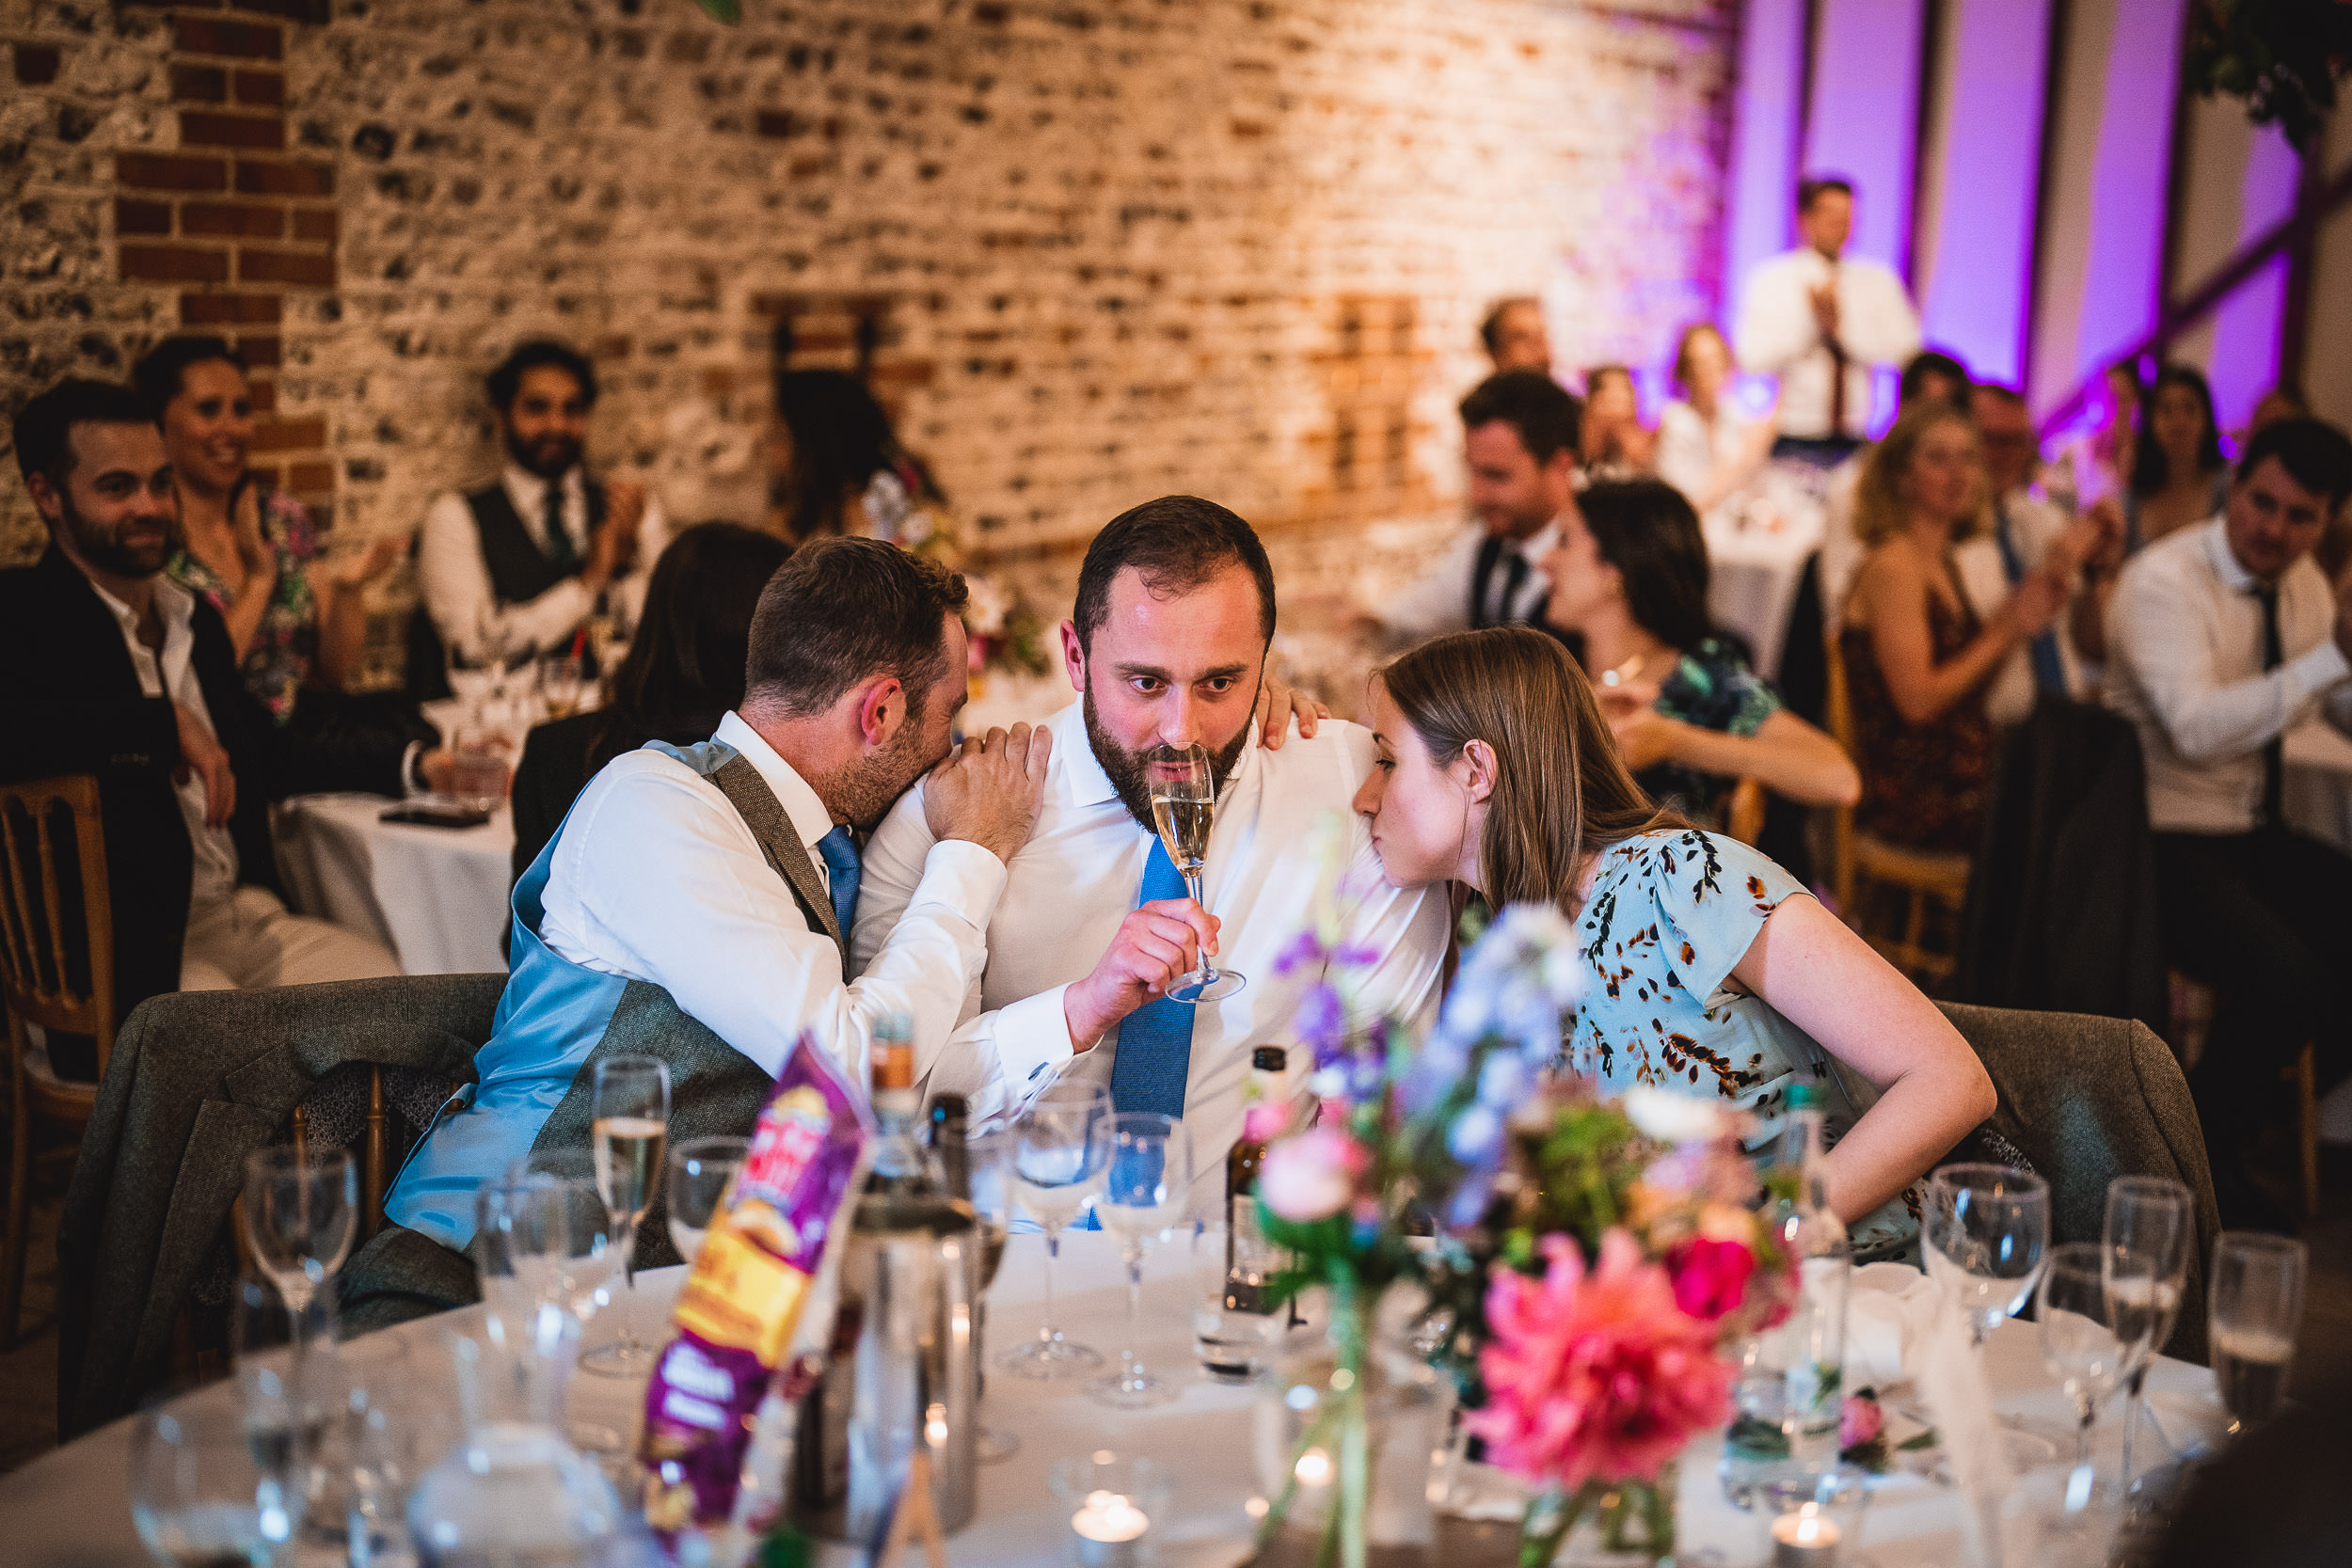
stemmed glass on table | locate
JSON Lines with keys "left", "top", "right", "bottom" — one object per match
{"left": 1924, "top": 1164, "right": 2050, "bottom": 1346}
{"left": 665, "top": 1135, "right": 750, "bottom": 1265}
{"left": 240, "top": 1146, "right": 358, "bottom": 1354}
{"left": 132, "top": 1399, "right": 305, "bottom": 1568}
{"left": 1147, "top": 742, "right": 1245, "bottom": 1003}
{"left": 2209, "top": 1231, "right": 2307, "bottom": 1435}
{"left": 1089, "top": 1113, "right": 1195, "bottom": 1410}
{"left": 1001, "top": 1082, "right": 1114, "bottom": 1379}
{"left": 2102, "top": 1175, "right": 2193, "bottom": 1500}
{"left": 580, "top": 1054, "right": 671, "bottom": 1376}
{"left": 964, "top": 1129, "right": 1022, "bottom": 1461}
{"left": 497, "top": 1154, "right": 620, "bottom": 1452}
{"left": 2036, "top": 1242, "right": 2157, "bottom": 1527}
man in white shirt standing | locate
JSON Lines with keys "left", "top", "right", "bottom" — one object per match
{"left": 1735, "top": 175, "right": 1921, "bottom": 467}
{"left": 409, "top": 340, "right": 662, "bottom": 696}
{"left": 858, "top": 496, "right": 1449, "bottom": 1176}
{"left": 2104, "top": 418, "right": 2352, "bottom": 1228}
{"left": 1368, "top": 371, "right": 1583, "bottom": 643}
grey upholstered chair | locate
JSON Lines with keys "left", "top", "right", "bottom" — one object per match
{"left": 1936, "top": 1001, "right": 2221, "bottom": 1364}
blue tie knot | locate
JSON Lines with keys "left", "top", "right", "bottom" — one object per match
{"left": 816, "top": 824, "right": 861, "bottom": 941}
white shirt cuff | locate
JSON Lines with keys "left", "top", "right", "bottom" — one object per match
{"left": 907, "top": 837, "right": 1011, "bottom": 928}
{"left": 2286, "top": 637, "right": 2351, "bottom": 700}
{"left": 993, "top": 984, "right": 1078, "bottom": 1092}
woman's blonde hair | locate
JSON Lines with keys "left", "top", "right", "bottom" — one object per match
{"left": 1852, "top": 403, "right": 1986, "bottom": 548}
{"left": 1374, "top": 626, "right": 1679, "bottom": 914}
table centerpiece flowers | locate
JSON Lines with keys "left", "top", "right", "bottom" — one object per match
{"left": 1252, "top": 853, "right": 1795, "bottom": 1568}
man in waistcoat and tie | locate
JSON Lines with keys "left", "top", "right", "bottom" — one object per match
{"left": 409, "top": 340, "right": 660, "bottom": 698}
{"left": 857, "top": 496, "right": 1449, "bottom": 1185}
{"left": 348, "top": 538, "right": 1053, "bottom": 1324}
{"left": 1365, "top": 370, "right": 1584, "bottom": 646}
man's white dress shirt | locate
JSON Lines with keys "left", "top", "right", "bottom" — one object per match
{"left": 1379, "top": 520, "right": 1561, "bottom": 643}
{"left": 854, "top": 699, "right": 1449, "bottom": 1170}
{"left": 2104, "top": 517, "right": 2352, "bottom": 834}
{"left": 1734, "top": 248, "right": 1920, "bottom": 441}
{"left": 1954, "top": 490, "right": 2088, "bottom": 728}
{"left": 89, "top": 575, "right": 240, "bottom": 910}
{"left": 418, "top": 463, "right": 671, "bottom": 663}
{"left": 537, "top": 709, "right": 1008, "bottom": 1087}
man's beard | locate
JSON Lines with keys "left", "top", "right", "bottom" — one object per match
{"left": 1083, "top": 682, "right": 1255, "bottom": 834}
{"left": 826, "top": 703, "right": 939, "bottom": 832}
{"left": 505, "top": 429, "right": 582, "bottom": 481}
{"left": 59, "top": 489, "right": 169, "bottom": 578}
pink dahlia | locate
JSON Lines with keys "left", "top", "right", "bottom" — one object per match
{"left": 1667, "top": 1237, "right": 1757, "bottom": 1323}
{"left": 1463, "top": 1229, "right": 1732, "bottom": 1492}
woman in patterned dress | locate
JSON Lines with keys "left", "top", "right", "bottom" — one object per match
{"left": 1351, "top": 625, "right": 1995, "bottom": 1256}
{"left": 1541, "top": 478, "right": 1857, "bottom": 827}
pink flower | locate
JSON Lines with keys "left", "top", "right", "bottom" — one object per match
{"left": 1839, "top": 1393, "right": 1884, "bottom": 1451}
{"left": 1667, "top": 1238, "right": 1756, "bottom": 1323}
{"left": 1463, "top": 1229, "right": 1731, "bottom": 1492}
{"left": 1259, "top": 1129, "right": 1371, "bottom": 1224}
{"left": 1242, "top": 1101, "right": 1290, "bottom": 1145}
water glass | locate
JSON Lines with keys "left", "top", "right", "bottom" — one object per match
{"left": 2038, "top": 1243, "right": 2147, "bottom": 1513}
{"left": 580, "top": 1054, "right": 670, "bottom": 1377}
{"left": 240, "top": 1147, "right": 357, "bottom": 1326}
{"left": 502, "top": 1151, "right": 618, "bottom": 1324}
{"left": 1192, "top": 1225, "right": 1281, "bottom": 1385}
{"left": 664, "top": 1135, "right": 748, "bottom": 1264}
{"left": 1090, "top": 1113, "right": 1193, "bottom": 1409}
{"left": 132, "top": 1399, "right": 305, "bottom": 1568}
{"left": 2209, "top": 1231, "right": 2306, "bottom": 1433}
{"left": 1002, "top": 1082, "right": 1114, "bottom": 1379}
{"left": 540, "top": 654, "right": 585, "bottom": 720}
{"left": 1923, "top": 1164, "right": 2049, "bottom": 1345}
{"left": 964, "top": 1130, "right": 1021, "bottom": 1463}
{"left": 2103, "top": 1175, "right": 2192, "bottom": 1497}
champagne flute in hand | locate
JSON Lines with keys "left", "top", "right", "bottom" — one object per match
{"left": 2210, "top": 1231, "right": 2307, "bottom": 1435}
{"left": 1002, "top": 1083, "right": 1113, "bottom": 1380}
{"left": 1090, "top": 1113, "right": 1194, "bottom": 1410}
{"left": 580, "top": 1054, "right": 670, "bottom": 1377}
{"left": 1148, "top": 742, "right": 1243, "bottom": 1003}
{"left": 2103, "top": 1176, "right": 2192, "bottom": 1500}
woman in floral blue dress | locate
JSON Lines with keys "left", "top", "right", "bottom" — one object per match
{"left": 1350, "top": 626, "right": 1995, "bottom": 1257}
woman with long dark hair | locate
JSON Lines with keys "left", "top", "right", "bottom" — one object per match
{"left": 1352, "top": 626, "right": 1994, "bottom": 1254}
{"left": 1540, "top": 479, "right": 1856, "bottom": 824}
{"left": 765, "top": 368, "right": 946, "bottom": 544}
{"left": 2095, "top": 362, "right": 2229, "bottom": 552}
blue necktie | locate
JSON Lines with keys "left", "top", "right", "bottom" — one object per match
{"left": 815, "top": 825, "right": 861, "bottom": 943}
{"left": 1108, "top": 836, "right": 1195, "bottom": 1117}
{"left": 1993, "top": 507, "right": 2067, "bottom": 697}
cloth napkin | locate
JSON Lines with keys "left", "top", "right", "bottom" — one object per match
{"left": 1844, "top": 1260, "right": 1939, "bottom": 1388}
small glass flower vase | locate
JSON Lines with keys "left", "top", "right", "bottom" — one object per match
{"left": 1532, "top": 1465, "right": 1679, "bottom": 1568}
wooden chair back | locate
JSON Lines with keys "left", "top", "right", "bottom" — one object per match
{"left": 0, "top": 774, "right": 116, "bottom": 1075}
{"left": 1821, "top": 625, "right": 1858, "bottom": 912}
{"left": 1724, "top": 777, "right": 1767, "bottom": 847}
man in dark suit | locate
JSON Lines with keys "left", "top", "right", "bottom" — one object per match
{"left": 1, "top": 378, "right": 395, "bottom": 1076}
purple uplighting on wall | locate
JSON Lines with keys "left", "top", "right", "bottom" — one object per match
{"left": 1720, "top": 0, "right": 1808, "bottom": 325}
{"left": 2067, "top": 0, "right": 2190, "bottom": 391}
{"left": 2201, "top": 127, "right": 2302, "bottom": 428}
{"left": 1800, "top": 0, "right": 1928, "bottom": 279}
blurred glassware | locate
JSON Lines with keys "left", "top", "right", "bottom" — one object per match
{"left": 663, "top": 1135, "right": 748, "bottom": 1265}
{"left": 2209, "top": 1231, "right": 2307, "bottom": 1434}
{"left": 132, "top": 1398, "right": 305, "bottom": 1568}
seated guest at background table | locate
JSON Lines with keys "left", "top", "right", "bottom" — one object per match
{"left": 1579, "top": 364, "right": 1656, "bottom": 477}
{"left": 1953, "top": 383, "right": 2119, "bottom": 716}
{"left": 1838, "top": 404, "right": 2068, "bottom": 853}
{"left": 1538, "top": 478, "right": 1858, "bottom": 825}
{"left": 2090, "top": 362, "right": 2230, "bottom": 555}
{"left": 509, "top": 522, "right": 794, "bottom": 882}
{"left": 1478, "top": 295, "right": 1552, "bottom": 376}
{"left": 0, "top": 380, "right": 397, "bottom": 1077}
{"left": 765, "top": 366, "right": 949, "bottom": 544}
{"left": 859, "top": 497, "right": 1449, "bottom": 1169}
{"left": 1366, "top": 371, "right": 1582, "bottom": 642}
{"left": 1656, "top": 322, "right": 1776, "bottom": 523}
{"left": 134, "top": 336, "right": 443, "bottom": 798}
{"left": 1735, "top": 174, "right": 1920, "bottom": 467}
{"left": 2103, "top": 418, "right": 2352, "bottom": 1230}
{"left": 1353, "top": 625, "right": 1994, "bottom": 1257}
{"left": 2056, "top": 359, "right": 2140, "bottom": 515}
{"left": 410, "top": 340, "right": 663, "bottom": 699}
{"left": 1818, "top": 348, "right": 1977, "bottom": 628}
{"left": 357, "top": 539, "right": 1050, "bottom": 1321}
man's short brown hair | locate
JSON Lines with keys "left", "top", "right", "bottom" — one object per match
{"left": 743, "top": 536, "right": 969, "bottom": 717}
{"left": 1072, "top": 495, "right": 1276, "bottom": 653}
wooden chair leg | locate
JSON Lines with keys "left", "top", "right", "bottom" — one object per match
{"left": 363, "top": 1066, "right": 387, "bottom": 1242}
{"left": 4, "top": 1012, "right": 31, "bottom": 1352}
{"left": 2293, "top": 1042, "right": 2321, "bottom": 1220}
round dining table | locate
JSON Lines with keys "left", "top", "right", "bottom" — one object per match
{"left": 272, "top": 791, "right": 516, "bottom": 976}
{"left": 0, "top": 1231, "right": 2224, "bottom": 1567}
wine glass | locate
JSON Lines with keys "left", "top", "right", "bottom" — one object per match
{"left": 540, "top": 654, "right": 584, "bottom": 721}
{"left": 2209, "top": 1231, "right": 2307, "bottom": 1434}
{"left": 1090, "top": 1113, "right": 1194, "bottom": 1409}
{"left": 240, "top": 1147, "right": 357, "bottom": 1332}
{"left": 1000, "top": 1082, "right": 1114, "bottom": 1380}
{"left": 132, "top": 1399, "right": 306, "bottom": 1567}
{"left": 964, "top": 1130, "right": 1020, "bottom": 1463}
{"left": 1923, "top": 1164, "right": 2049, "bottom": 1346}
{"left": 2038, "top": 1243, "right": 2149, "bottom": 1517}
{"left": 665, "top": 1135, "right": 748, "bottom": 1264}
{"left": 580, "top": 1054, "right": 670, "bottom": 1377}
{"left": 1146, "top": 742, "right": 1244, "bottom": 1003}
{"left": 497, "top": 1157, "right": 620, "bottom": 1451}
{"left": 2104, "top": 1176, "right": 2192, "bottom": 1499}
{"left": 503, "top": 1151, "right": 617, "bottom": 1325}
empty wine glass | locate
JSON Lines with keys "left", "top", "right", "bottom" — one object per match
{"left": 1090, "top": 1113, "right": 1194, "bottom": 1409}
{"left": 964, "top": 1130, "right": 1020, "bottom": 1463}
{"left": 1146, "top": 742, "right": 1244, "bottom": 1003}
{"left": 240, "top": 1147, "right": 357, "bottom": 1333}
{"left": 2039, "top": 1243, "right": 2149, "bottom": 1515}
{"left": 496, "top": 1157, "right": 619, "bottom": 1452}
{"left": 1924, "top": 1164, "right": 2049, "bottom": 1346}
{"left": 580, "top": 1055, "right": 670, "bottom": 1377}
{"left": 2209, "top": 1231, "right": 2307, "bottom": 1435}
{"left": 503, "top": 1151, "right": 617, "bottom": 1326}
{"left": 665, "top": 1135, "right": 748, "bottom": 1264}
{"left": 132, "top": 1399, "right": 305, "bottom": 1568}
{"left": 1001, "top": 1082, "right": 1113, "bottom": 1380}
{"left": 2104, "top": 1175, "right": 2192, "bottom": 1499}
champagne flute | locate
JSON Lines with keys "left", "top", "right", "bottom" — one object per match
{"left": 664, "top": 1135, "right": 748, "bottom": 1264}
{"left": 1001, "top": 1082, "right": 1113, "bottom": 1380}
{"left": 964, "top": 1130, "right": 1020, "bottom": 1462}
{"left": 499, "top": 1155, "right": 620, "bottom": 1450}
{"left": 1923, "top": 1164, "right": 2049, "bottom": 1346}
{"left": 1089, "top": 1113, "right": 1194, "bottom": 1409}
{"left": 579, "top": 1055, "right": 670, "bottom": 1377}
{"left": 2038, "top": 1243, "right": 2149, "bottom": 1517}
{"left": 2103, "top": 1175, "right": 2192, "bottom": 1500}
{"left": 1146, "top": 742, "right": 1245, "bottom": 1004}
{"left": 133, "top": 1400, "right": 307, "bottom": 1568}
{"left": 2209, "top": 1231, "right": 2306, "bottom": 1434}
{"left": 240, "top": 1147, "right": 357, "bottom": 1335}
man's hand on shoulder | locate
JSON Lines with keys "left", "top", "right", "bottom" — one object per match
{"left": 922, "top": 721, "right": 1053, "bottom": 863}
{"left": 1252, "top": 672, "right": 1328, "bottom": 752}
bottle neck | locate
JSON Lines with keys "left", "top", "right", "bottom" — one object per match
{"left": 1783, "top": 1108, "right": 1829, "bottom": 1204}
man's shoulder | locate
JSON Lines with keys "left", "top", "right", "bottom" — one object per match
{"left": 2116, "top": 523, "right": 2215, "bottom": 596}
{"left": 1251, "top": 718, "right": 1375, "bottom": 794}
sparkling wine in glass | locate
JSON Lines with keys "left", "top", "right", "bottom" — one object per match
{"left": 1090, "top": 1112, "right": 1194, "bottom": 1410}
{"left": 579, "top": 1054, "right": 670, "bottom": 1377}
{"left": 664, "top": 1135, "right": 748, "bottom": 1264}
{"left": 2103, "top": 1175, "right": 2192, "bottom": 1500}
{"left": 1924, "top": 1164, "right": 2049, "bottom": 1346}
{"left": 1146, "top": 743, "right": 1244, "bottom": 1004}
{"left": 2209, "top": 1231, "right": 2306, "bottom": 1433}
{"left": 1001, "top": 1083, "right": 1113, "bottom": 1380}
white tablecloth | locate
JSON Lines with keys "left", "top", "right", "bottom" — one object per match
{"left": 272, "top": 793, "right": 515, "bottom": 976}
{"left": 0, "top": 1231, "right": 2220, "bottom": 1567}
{"left": 1702, "top": 477, "right": 1825, "bottom": 682}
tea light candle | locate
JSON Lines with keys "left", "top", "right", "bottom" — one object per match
{"left": 1771, "top": 1504, "right": 1842, "bottom": 1566}
{"left": 1071, "top": 1488, "right": 1150, "bottom": 1568}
